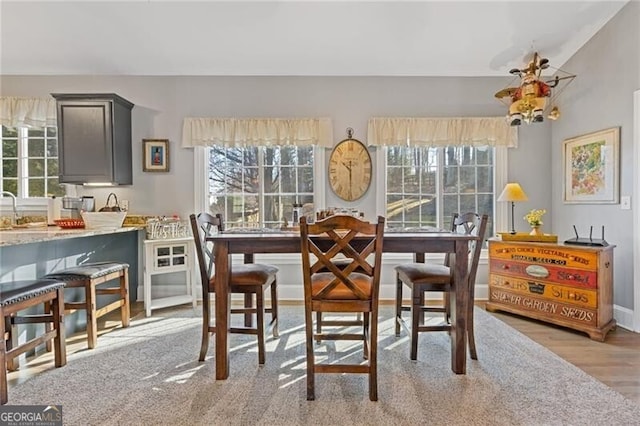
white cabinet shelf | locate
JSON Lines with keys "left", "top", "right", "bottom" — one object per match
{"left": 143, "top": 237, "right": 197, "bottom": 317}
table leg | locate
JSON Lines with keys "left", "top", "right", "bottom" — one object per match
{"left": 214, "top": 242, "right": 231, "bottom": 380}
{"left": 451, "top": 240, "right": 469, "bottom": 374}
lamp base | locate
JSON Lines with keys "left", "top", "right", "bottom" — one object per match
{"left": 509, "top": 201, "right": 517, "bottom": 235}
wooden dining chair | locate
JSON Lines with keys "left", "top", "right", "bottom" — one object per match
{"left": 299, "top": 214, "right": 385, "bottom": 401}
{"left": 189, "top": 213, "right": 279, "bottom": 365}
{"left": 395, "top": 212, "right": 488, "bottom": 361}
{"left": 314, "top": 258, "right": 366, "bottom": 342}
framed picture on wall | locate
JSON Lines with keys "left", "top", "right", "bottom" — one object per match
{"left": 143, "top": 139, "right": 169, "bottom": 172}
{"left": 563, "top": 127, "right": 619, "bottom": 204}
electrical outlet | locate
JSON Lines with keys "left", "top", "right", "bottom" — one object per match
{"left": 621, "top": 195, "right": 631, "bottom": 210}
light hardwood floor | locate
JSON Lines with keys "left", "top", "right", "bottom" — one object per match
{"left": 479, "top": 302, "right": 640, "bottom": 405}
{"left": 7, "top": 301, "right": 640, "bottom": 406}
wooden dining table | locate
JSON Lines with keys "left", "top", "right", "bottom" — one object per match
{"left": 207, "top": 230, "right": 477, "bottom": 380}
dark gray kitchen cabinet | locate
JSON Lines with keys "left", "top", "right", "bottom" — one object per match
{"left": 52, "top": 93, "right": 134, "bottom": 185}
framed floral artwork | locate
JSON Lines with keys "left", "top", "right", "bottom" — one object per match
{"left": 563, "top": 127, "right": 619, "bottom": 204}
{"left": 143, "top": 139, "right": 169, "bottom": 172}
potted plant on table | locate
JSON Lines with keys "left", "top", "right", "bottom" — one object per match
{"left": 524, "top": 209, "right": 546, "bottom": 236}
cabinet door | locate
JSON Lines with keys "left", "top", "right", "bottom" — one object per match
{"left": 57, "top": 101, "right": 113, "bottom": 183}
{"left": 171, "top": 245, "right": 187, "bottom": 266}
{"left": 153, "top": 243, "right": 189, "bottom": 272}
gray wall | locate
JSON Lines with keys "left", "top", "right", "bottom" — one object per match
{"left": 551, "top": 1, "right": 639, "bottom": 309}
{"left": 0, "top": 75, "right": 551, "bottom": 225}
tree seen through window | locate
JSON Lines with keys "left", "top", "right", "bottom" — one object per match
{"left": 386, "top": 145, "right": 494, "bottom": 238}
{"left": 207, "top": 145, "right": 314, "bottom": 228}
{"left": 1, "top": 126, "right": 65, "bottom": 197}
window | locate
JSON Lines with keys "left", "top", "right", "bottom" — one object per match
{"left": 207, "top": 145, "right": 315, "bottom": 228}
{"left": 386, "top": 145, "right": 494, "bottom": 237}
{"left": 1, "top": 126, "right": 65, "bottom": 197}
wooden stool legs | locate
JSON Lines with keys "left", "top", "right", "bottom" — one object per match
{"left": 1, "top": 280, "right": 66, "bottom": 405}
{"left": 83, "top": 269, "right": 130, "bottom": 349}
{"left": 45, "top": 265, "right": 130, "bottom": 350}
{"left": 86, "top": 281, "right": 98, "bottom": 349}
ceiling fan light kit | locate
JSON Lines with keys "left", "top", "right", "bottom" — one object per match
{"left": 495, "top": 52, "right": 576, "bottom": 126}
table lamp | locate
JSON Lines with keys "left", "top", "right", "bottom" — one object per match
{"left": 497, "top": 183, "right": 529, "bottom": 234}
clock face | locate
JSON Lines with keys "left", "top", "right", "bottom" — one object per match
{"left": 328, "top": 138, "right": 372, "bottom": 201}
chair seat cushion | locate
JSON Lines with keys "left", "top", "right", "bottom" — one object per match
{"left": 211, "top": 263, "right": 278, "bottom": 288}
{"left": 43, "top": 261, "right": 129, "bottom": 281}
{"left": 395, "top": 263, "right": 451, "bottom": 286}
{"left": 0, "top": 279, "right": 65, "bottom": 306}
{"left": 310, "top": 272, "right": 372, "bottom": 300}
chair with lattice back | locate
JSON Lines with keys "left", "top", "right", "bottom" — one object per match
{"left": 395, "top": 212, "right": 488, "bottom": 361}
{"left": 189, "top": 212, "right": 279, "bottom": 365}
{"left": 299, "top": 214, "right": 385, "bottom": 401}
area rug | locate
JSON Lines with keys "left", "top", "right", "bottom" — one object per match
{"left": 8, "top": 306, "right": 640, "bottom": 425}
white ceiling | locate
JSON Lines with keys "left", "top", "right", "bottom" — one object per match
{"left": 0, "top": 1, "right": 629, "bottom": 77}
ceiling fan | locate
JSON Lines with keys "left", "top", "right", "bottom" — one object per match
{"left": 494, "top": 52, "right": 576, "bottom": 126}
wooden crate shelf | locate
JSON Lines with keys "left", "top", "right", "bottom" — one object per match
{"left": 486, "top": 239, "right": 616, "bottom": 341}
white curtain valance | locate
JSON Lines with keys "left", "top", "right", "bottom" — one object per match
{"left": 367, "top": 117, "right": 517, "bottom": 148}
{"left": 182, "top": 117, "right": 333, "bottom": 148}
{"left": 0, "top": 97, "right": 57, "bottom": 129}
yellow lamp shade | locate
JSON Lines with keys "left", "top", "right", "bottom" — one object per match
{"left": 498, "top": 183, "right": 529, "bottom": 202}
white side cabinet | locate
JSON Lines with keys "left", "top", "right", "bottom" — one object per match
{"left": 143, "top": 237, "right": 198, "bottom": 317}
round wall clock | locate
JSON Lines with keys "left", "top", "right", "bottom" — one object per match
{"left": 328, "top": 135, "right": 372, "bottom": 202}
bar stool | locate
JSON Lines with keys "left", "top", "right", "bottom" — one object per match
{"left": 44, "top": 261, "right": 130, "bottom": 349}
{"left": 1, "top": 279, "right": 67, "bottom": 405}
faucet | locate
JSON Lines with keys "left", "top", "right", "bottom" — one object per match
{"left": 1, "top": 191, "right": 21, "bottom": 224}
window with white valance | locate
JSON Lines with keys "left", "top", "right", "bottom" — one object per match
{"left": 0, "top": 97, "right": 57, "bottom": 129}
{"left": 182, "top": 117, "right": 333, "bottom": 148}
{"left": 367, "top": 117, "right": 517, "bottom": 148}
{"left": 0, "top": 97, "right": 64, "bottom": 198}
{"left": 188, "top": 117, "right": 332, "bottom": 228}
{"left": 369, "top": 116, "right": 512, "bottom": 238}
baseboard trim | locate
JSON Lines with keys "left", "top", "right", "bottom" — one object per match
{"left": 139, "top": 282, "right": 637, "bottom": 333}
{"left": 613, "top": 305, "right": 634, "bottom": 331}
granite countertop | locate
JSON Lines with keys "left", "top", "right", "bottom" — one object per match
{"left": 0, "top": 226, "right": 144, "bottom": 247}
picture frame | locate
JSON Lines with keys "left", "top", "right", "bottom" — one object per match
{"left": 563, "top": 127, "right": 619, "bottom": 204}
{"left": 143, "top": 139, "right": 169, "bottom": 172}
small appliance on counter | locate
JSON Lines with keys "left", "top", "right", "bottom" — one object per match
{"left": 61, "top": 197, "right": 83, "bottom": 219}
{"left": 60, "top": 196, "right": 95, "bottom": 220}
{"left": 47, "top": 196, "right": 62, "bottom": 225}
{"left": 81, "top": 196, "right": 95, "bottom": 212}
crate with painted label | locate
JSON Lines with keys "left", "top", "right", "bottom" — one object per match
{"left": 486, "top": 239, "right": 616, "bottom": 341}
